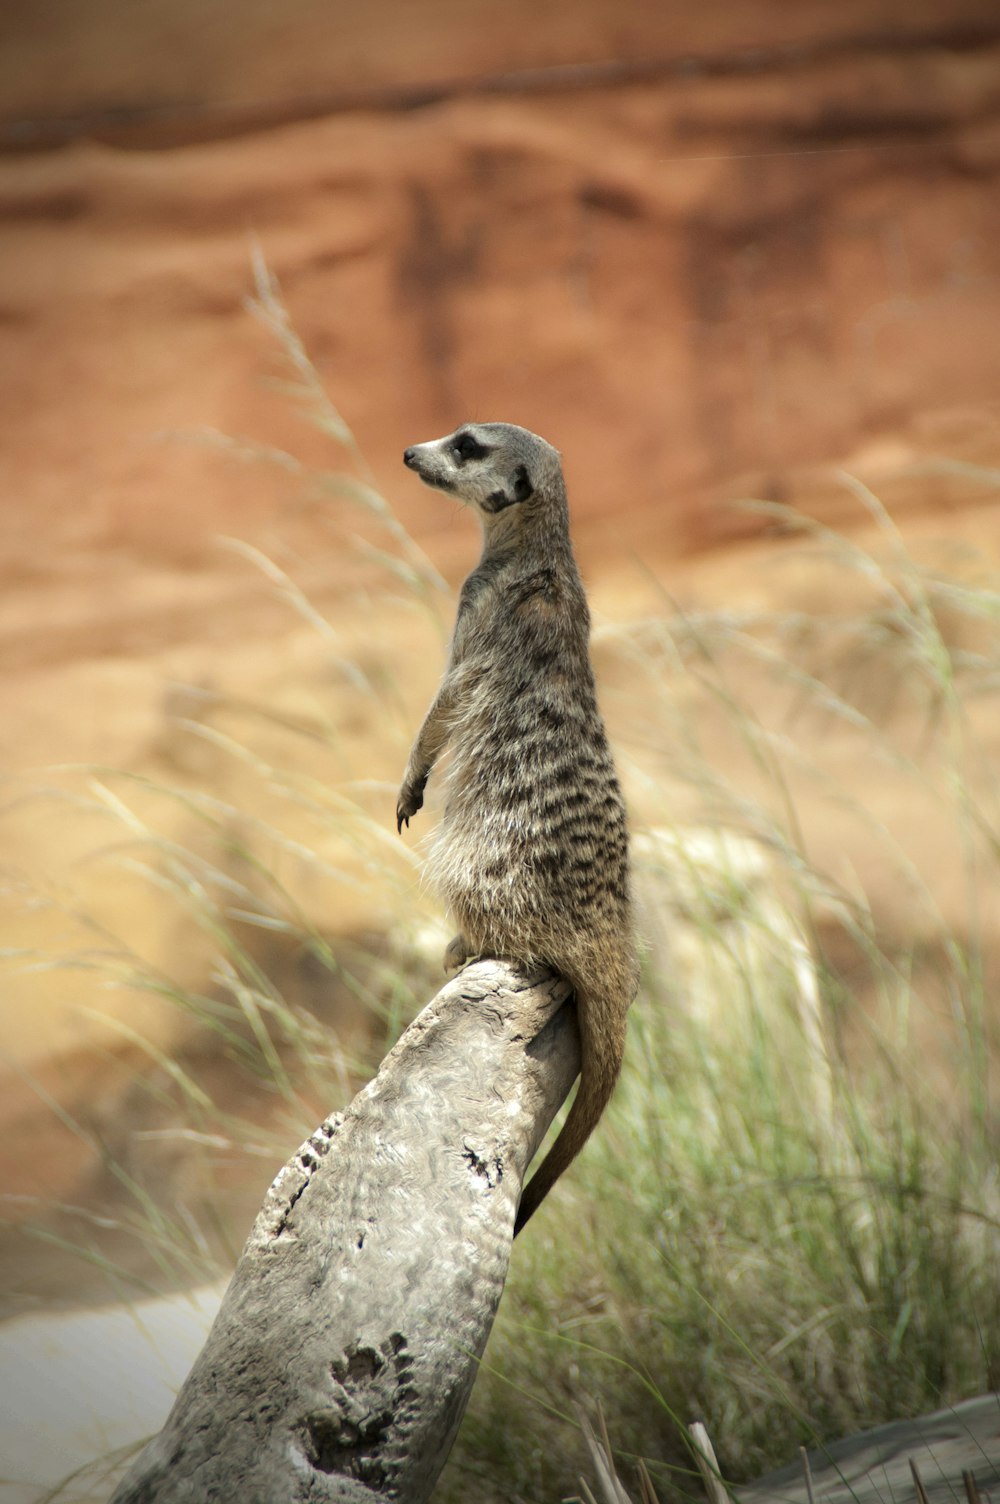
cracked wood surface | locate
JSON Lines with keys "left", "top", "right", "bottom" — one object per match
{"left": 739, "top": 1393, "right": 1000, "bottom": 1504}
{"left": 110, "top": 960, "right": 577, "bottom": 1504}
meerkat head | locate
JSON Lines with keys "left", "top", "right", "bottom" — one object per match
{"left": 402, "top": 422, "right": 563, "bottom": 523}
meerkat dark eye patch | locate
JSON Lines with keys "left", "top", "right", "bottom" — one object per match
{"left": 452, "top": 432, "right": 490, "bottom": 463}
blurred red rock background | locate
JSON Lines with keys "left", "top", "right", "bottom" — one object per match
{"left": 2, "top": 0, "right": 1000, "bottom": 1305}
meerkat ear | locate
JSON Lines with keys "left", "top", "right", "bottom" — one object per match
{"left": 511, "top": 464, "right": 534, "bottom": 503}
{"left": 483, "top": 462, "right": 535, "bottom": 514}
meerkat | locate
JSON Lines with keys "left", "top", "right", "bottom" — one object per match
{"left": 396, "top": 422, "right": 639, "bottom": 1235}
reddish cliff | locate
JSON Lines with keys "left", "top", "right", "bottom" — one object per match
{"left": 1, "top": 0, "right": 999, "bottom": 576}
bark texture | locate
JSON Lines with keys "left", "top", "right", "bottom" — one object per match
{"left": 110, "top": 961, "right": 577, "bottom": 1504}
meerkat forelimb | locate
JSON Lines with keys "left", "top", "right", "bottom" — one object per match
{"left": 397, "top": 422, "right": 639, "bottom": 1234}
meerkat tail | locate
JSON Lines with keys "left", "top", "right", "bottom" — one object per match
{"left": 513, "top": 973, "right": 628, "bottom": 1236}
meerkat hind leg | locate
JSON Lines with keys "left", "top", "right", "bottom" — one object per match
{"left": 443, "top": 932, "right": 476, "bottom": 973}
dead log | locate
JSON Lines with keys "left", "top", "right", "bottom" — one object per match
{"left": 110, "top": 960, "right": 578, "bottom": 1503}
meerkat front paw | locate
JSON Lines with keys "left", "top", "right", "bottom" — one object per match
{"left": 396, "top": 776, "right": 426, "bottom": 832}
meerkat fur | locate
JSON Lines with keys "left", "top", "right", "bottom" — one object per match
{"left": 397, "top": 421, "right": 639, "bottom": 1234}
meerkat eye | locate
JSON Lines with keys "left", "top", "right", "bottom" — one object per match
{"left": 452, "top": 432, "right": 489, "bottom": 463}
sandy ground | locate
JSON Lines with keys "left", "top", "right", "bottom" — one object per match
{"left": 0, "top": 1284, "right": 225, "bottom": 1504}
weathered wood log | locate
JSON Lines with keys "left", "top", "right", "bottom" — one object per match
{"left": 738, "top": 1392, "right": 1000, "bottom": 1503}
{"left": 110, "top": 960, "right": 578, "bottom": 1504}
